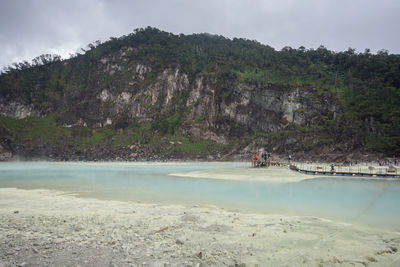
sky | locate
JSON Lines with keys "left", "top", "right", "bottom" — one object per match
{"left": 0, "top": 0, "right": 399, "bottom": 69}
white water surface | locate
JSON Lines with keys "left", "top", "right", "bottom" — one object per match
{"left": 0, "top": 161, "right": 399, "bottom": 230}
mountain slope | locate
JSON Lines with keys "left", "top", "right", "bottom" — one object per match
{"left": 0, "top": 27, "right": 399, "bottom": 161}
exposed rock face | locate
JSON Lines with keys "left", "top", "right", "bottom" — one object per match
{"left": 135, "top": 64, "right": 151, "bottom": 80}
{"left": 11, "top": 46, "right": 337, "bottom": 143}
{"left": 220, "top": 84, "right": 338, "bottom": 132}
{"left": 184, "top": 81, "right": 338, "bottom": 142}
{"left": 0, "top": 100, "right": 41, "bottom": 119}
{"left": 0, "top": 57, "right": 343, "bottom": 160}
{"left": 93, "top": 68, "right": 190, "bottom": 125}
{"left": 98, "top": 89, "right": 114, "bottom": 102}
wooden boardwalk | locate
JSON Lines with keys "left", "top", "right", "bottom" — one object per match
{"left": 252, "top": 157, "right": 282, "bottom": 167}
{"left": 289, "top": 165, "right": 400, "bottom": 179}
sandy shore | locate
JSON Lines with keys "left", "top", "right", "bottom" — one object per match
{"left": 170, "top": 164, "right": 400, "bottom": 183}
{"left": 1, "top": 188, "right": 399, "bottom": 266}
{"left": 170, "top": 165, "right": 397, "bottom": 183}
{"left": 170, "top": 166, "right": 314, "bottom": 183}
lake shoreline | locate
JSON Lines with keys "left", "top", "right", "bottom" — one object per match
{"left": 1, "top": 188, "right": 399, "bottom": 266}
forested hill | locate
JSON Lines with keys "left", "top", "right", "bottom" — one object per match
{"left": 0, "top": 27, "right": 399, "bottom": 161}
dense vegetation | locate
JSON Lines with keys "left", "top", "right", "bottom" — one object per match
{"left": 1, "top": 27, "right": 400, "bottom": 156}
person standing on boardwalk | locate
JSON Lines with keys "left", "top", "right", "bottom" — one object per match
{"left": 330, "top": 164, "right": 335, "bottom": 172}
{"left": 252, "top": 153, "right": 258, "bottom": 166}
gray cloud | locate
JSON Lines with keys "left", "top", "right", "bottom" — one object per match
{"left": 1, "top": 0, "right": 399, "bottom": 69}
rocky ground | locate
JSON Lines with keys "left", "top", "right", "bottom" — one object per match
{"left": 1, "top": 188, "right": 400, "bottom": 267}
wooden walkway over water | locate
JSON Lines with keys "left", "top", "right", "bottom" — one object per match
{"left": 289, "top": 165, "right": 400, "bottom": 179}
{"left": 252, "top": 157, "right": 283, "bottom": 167}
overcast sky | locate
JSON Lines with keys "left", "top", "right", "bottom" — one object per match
{"left": 1, "top": 0, "right": 399, "bottom": 69}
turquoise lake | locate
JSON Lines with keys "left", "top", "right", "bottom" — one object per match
{"left": 0, "top": 161, "right": 399, "bottom": 230}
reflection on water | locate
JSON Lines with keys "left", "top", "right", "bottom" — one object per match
{"left": 0, "top": 161, "right": 399, "bottom": 230}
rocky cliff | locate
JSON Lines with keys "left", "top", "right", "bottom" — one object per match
{"left": 1, "top": 28, "right": 398, "bottom": 161}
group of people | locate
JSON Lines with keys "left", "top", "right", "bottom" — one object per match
{"left": 377, "top": 158, "right": 398, "bottom": 166}
{"left": 343, "top": 160, "right": 358, "bottom": 166}
{"left": 252, "top": 152, "right": 292, "bottom": 167}
{"left": 253, "top": 152, "right": 272, "bottom": 164}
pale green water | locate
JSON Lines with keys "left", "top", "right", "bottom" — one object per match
{"left": 0, "top": 161, "right": 399, "bottom": 230}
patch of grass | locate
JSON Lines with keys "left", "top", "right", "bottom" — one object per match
{"left": 252, "top": 128, "right": 269, "bottom": 138}
{"left": 110, "top": 121, "right": 155, "bottom": 147}
{"left": 170, "top": 136, "right": 228, "bottom": 154}
{"left": 151, "top": 114, "right": 181, "bottom": 135}
{"left": 77, "top": 127, "right": 114, "bottom": 149}
{"left": 252, "top": 128, "right": 291, "bottom": 140}
{"left": 0, "top": 115, "right": 71, "bottom": 144}
{"left": 187, "top": 116, "right": 205, "bottom": 124}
